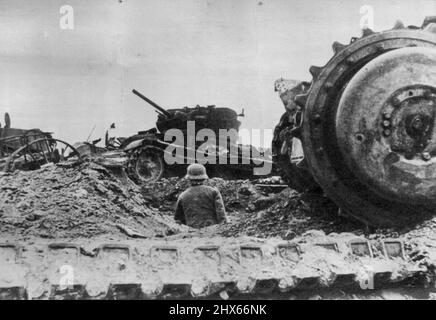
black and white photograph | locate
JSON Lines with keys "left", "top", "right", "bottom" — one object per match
{"left": 0, "top": 0, "right": 436, "bottom": 307}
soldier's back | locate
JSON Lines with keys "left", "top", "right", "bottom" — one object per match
{"left": 178, "top": 185, "right": 219, "bottom": 228}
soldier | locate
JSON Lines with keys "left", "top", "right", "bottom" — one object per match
{"left": 175, "top": 163, "right": 227, "bottom": 228}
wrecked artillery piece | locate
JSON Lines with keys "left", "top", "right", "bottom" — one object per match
{"left": 0, "top": 113, "right": 79, "bottom": 172}
{"left": 115, "top": 89, "right": 270, "bottom": 183}
{"left": 273, "top": 17, "right": 436, "bottom": 227}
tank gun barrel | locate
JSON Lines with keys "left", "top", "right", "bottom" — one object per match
{"left": 132, "top": 89, "right": 171, "bottom": 117}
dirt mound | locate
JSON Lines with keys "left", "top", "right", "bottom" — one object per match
{"left": 142, "top": 177, "right": 264, "bottom": 213}
{"left": 157, "top": 179, "right": 436, "bottom": 255}
{"left": 142, "top": 177, "right": 364, "bottom": 240}
{"left": 163, "top": 188, "right": 363, "bottom": 240}
{"left": 0, "top": 161, "right": 187, "bottom": 240}
{"left": 211, "top": 189, "right": 361, "bottom": 239}
{"left": 4, "top": 160, "right": 433, "bottom": 247}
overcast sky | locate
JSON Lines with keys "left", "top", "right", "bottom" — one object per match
{"left": 0, "top": 0, "right": 435, "bottom": 146}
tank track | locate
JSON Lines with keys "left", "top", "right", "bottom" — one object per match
{"left": 274, "top": 17, "right": 436, "bottom": 226}
{"left": 0, "top": 234, "right": 435, "bottom": 299}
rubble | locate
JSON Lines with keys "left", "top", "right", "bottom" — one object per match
{"left": 142, "top": 177, "right": 436, "bottom": 268}
{"left": 0, "top": 160, "right": 187, "bottom": 241}
{"left": 141, "top": 177, "right": 363, "bottom": 240}
{"left": 2, "top": 161, "right": 435, "bottom": 254}
{"left": 1, "top": 157, "right": 436, "bottom": 300}
{"left": 141, "top": 177, "right": 265, "bottom": 213}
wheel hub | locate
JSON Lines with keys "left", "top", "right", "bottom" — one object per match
{"left": 387, "top": 87, "right": 436, "bottom": 159}
{"left": 336, "top": 47, "right": 436, "bottom": 205}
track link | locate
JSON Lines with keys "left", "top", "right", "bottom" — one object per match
{"left": 0, "top": 234, "right": 434, "bottom": 299}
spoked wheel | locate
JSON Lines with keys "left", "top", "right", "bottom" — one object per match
{"left": 3, "top": 138, "right": 80, "bottom": 172}
{"left": 128, "top": 146, "right": 164, "bottom": 184}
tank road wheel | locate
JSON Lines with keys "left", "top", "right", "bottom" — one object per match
{"left": 294, "top": 18, "right": 436, "bottom": 226}
{"left": 127, "top": 146, "right": 164, "bottom": 184}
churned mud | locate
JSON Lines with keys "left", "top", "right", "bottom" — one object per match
{"left": 0, "top": 161, "right": 186, "bottom": 242}
{"left": 1, "top": 160, "right": 435, "bottom": 250}
{"left": 1, "top": 161, "right": 436, "bottom": 299}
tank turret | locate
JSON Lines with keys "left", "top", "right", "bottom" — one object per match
{"left": 132, "top": 89, "right": 241, "bottom": 136}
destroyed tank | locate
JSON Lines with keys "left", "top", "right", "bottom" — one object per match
{"left": 273, "top": 17, "right": 436, "bottom": 227}
{"left": 122, "top": 89, "right": 266, "bottom": 183}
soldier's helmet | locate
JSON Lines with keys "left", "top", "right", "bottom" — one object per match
{"left": 186, "top": 163, "right": 209, "bottom": 180}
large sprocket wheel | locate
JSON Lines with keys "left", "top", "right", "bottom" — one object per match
{"left": 127, "top": 146, "right": 164, "bottom": 184}
{"left": 296, "top": 18, "right": 436, "bottom": 226}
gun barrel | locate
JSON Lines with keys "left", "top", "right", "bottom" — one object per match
{"left": 132, "top": 89, "right": 171, "bottom": 117}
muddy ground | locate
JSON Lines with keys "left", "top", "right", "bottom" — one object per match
{"left": 1, "top": 160, "right": 436, "bottom": 299}
{"left": 0, "top": 160, "right": 187, "bottom": 242}
{"left": 141, "top": 175, "right": 432, "bottom": 244}
{"left": 142, "top": 176, "right": 364, "bottom": 238}
{"left": 1, "top": 159, "right": 434, "bottom": 245}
